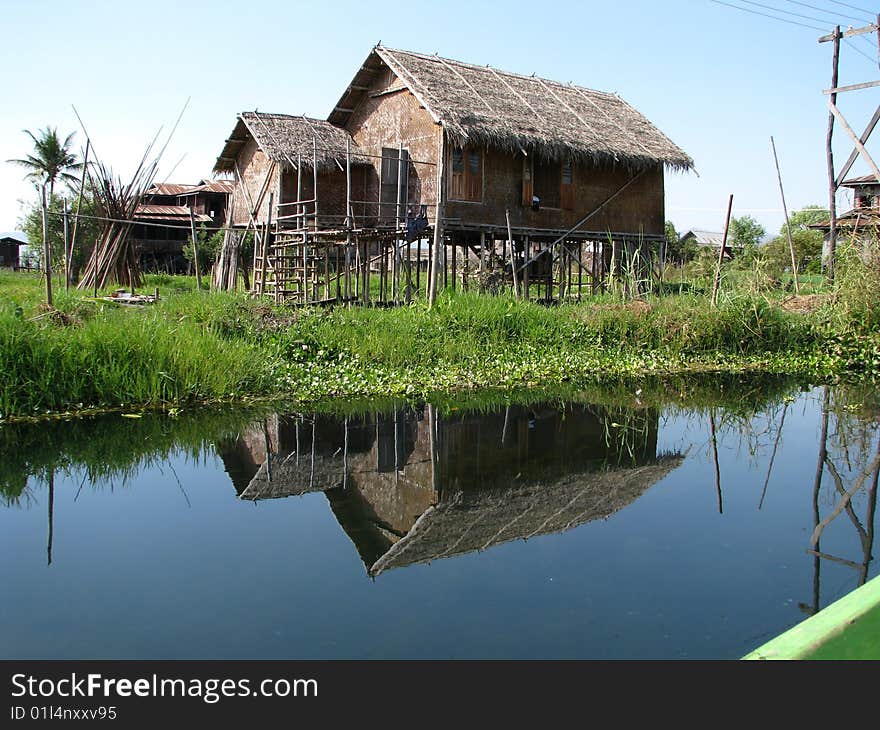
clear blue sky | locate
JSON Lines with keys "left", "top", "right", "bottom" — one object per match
{"left": 2, "top": 0, "right": 879, "bottom": 238}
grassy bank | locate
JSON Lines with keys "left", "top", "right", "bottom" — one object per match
{"left": 1, "top": 267, "right": 878, "bottom": 420}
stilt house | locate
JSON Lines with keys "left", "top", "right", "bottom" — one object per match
{"left": 214, "top": 45, "right": 693, "bottom": 304}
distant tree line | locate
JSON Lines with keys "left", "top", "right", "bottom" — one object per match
{"left": 665, "top": 204, "right": 827, "bottom": 276}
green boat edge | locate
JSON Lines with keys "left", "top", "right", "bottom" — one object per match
{"left": 743, "top": 574, "right": 880, "bottom": 660}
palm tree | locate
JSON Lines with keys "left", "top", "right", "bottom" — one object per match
{"left": 7, "top": 127, "right": 81, "bottom": 201}
{"left": 7, "top": 127, "right": 81, "bottom": 305}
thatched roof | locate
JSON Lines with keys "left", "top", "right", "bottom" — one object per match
{"left": 214, "top": 112, "right": 366, "bottom": 174}
{"left": 367, "top": 455, "right": 684, "bottom": 576}
{"left": 329, "top": 45, "right": 693, "bottom": 172}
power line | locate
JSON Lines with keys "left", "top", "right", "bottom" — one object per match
{"left": 782, "top": 0, "right": 872, "bottom": 25}
{"left": 828, "top": 1, "right": 877, "bottom": 18}
{"left": 709, "top": 0, "right": 827, "bottom": 31}
{"left": 738, "top": 0, "right": 850, "bottom": 27}
{"left": 844, "top": 37, "right": 878, "bottom": 63}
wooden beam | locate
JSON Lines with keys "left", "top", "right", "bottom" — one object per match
{"left": 369, "top": 86, "right": 408, "bottom": 98}
{"left": 835, "top": 104, "right": 880, "bottom": 187}
{"left": 819, "top": 24, "right": 878, "bottom": 42}
{"left": 828, "top": 99, "right": 880, "bottom": 185}
{"left": 823, "top": 79, "right": 880, "bottom": 94}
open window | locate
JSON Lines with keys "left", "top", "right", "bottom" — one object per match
{"left": 521, "top": 156, "right": 574, "bottom": 210}
{"left": 380, "top": 147, "right": 410, "bottom": 223}
{"left": 450, "top": 146, "right": 482, "bottom": 202}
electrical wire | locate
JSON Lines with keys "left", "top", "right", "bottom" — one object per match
{"left": 828, "top": 1, "right": 877, "bottom": 18}
{"left": 709, "top": 0, "right": 827, "bottom": 31}
{"left": 844, "top": 37, "right": 878, "bottom": 63}
{"left": 782, "top": 0, "right": 872, "bottom": 25}
{"left": 738, "top": 0, "right": 855, "bottom": 26}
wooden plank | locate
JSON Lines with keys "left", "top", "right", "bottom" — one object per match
{"left": 819, "top": 23, "right": 878, "bottom": 42}
{"left": 823, "top": 79, "right": 880, "bottom": 94}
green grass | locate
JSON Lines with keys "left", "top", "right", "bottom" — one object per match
{"left": 0, "top": 266, "right": 877, "bottom": 420}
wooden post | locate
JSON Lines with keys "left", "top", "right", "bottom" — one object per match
{"left": 262, "top": 193, "right": 273, "bottom": 298}
{"left": 826, "top": 25, "right": 841, "bottom": 282}
{"left": 770, "top": 136, "right": 801, "bottom": 294}
{"left": 189, "top": 207, "right": 202, "bottom": 291}
{"left": 711, "top": 194, "right": 734, "bottom": 307}
{"left": 313, "top": 138, "right": 319, "bottom": 233}
{"left": 62, "top": 198, "right": 70, "bottom": 291}
{"left": 479, "top": 231, "right": 486, "bottom": 292}
{"left": 451, "top": 240, "right": 457, "bottom": 292}
{"left": 41, "top": 184, "right": 52, "bottom": 307}
{"left": 505, "top": 208, "right": 519, "bottom": 298}
{"left": 428, "top": 128, "right": 445, "bottom": 306}
{"left": 69, "top": 139, "right": 89, "bottom": 287}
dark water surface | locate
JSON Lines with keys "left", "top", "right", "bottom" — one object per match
{"left": 2, "top": 378, "right": 878, "bottom": 659}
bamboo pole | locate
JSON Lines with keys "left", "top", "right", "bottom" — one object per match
{"left": 69, "top": 139, "right": 90, "bottom": 287}
{"left": 770, "top": 136, "right": 800, "bottom": 294}
{"left": 428, "top": 128, "right": 445, "bottom": 306}
{"left": 40, "top": 184, "right": 52, "bottom": 307}
{"left": 189, "top": 207, "right": 202, "bottom": 291}
{"left": 826, "top": 26, "right": 841, "bottom": 282}
{"left": 711, "top": 194, "right": 734, "bottom": 307}
{"left": 62, "top": 198, "right": 70, "bottom": 291}
{"left": 506, "top": 208, "right": 519, "bottom": 298}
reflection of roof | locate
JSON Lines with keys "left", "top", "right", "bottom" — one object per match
{"left": 239, "top": 452, "right": 345, "bottom": 500}
{"left": 369, "top": 455, "right": 683, "bottom": 576}
{"left": 134, "top": 204, "right": 212, "bottom": 222}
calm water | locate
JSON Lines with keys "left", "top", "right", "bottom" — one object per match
{"left": 1, "top": 378, "right": 878, "bottom": 659}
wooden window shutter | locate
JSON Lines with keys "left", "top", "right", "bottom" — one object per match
{"left": 521, "top": 156, "right": 533, "bottom": 207}
{"left": 450, "top": 147, "right": 465, "bottom": 201}
{"left": 466, "top": 149, "right": 481, "bottom": 201}
{"left": 560, "top": 159, "right": 574, "bottom": 210}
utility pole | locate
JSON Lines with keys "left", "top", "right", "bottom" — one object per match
{"left": 819, "top": 18, "right": 880, "bottom": 283}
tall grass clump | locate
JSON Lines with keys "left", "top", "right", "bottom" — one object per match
{"left": 0, "top": 299, "right": 276, "bottom": 417}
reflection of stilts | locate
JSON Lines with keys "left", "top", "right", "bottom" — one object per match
{"left": 47, "top": 469, "right": 54, "bottom": 567}
{"left": 803, "top": 388, "right": 880, "bottom": 614}
{"left": 343, "top": 416, "right": 349, "bottom": 490}
{"left": 804, "top": 389, "right": 829, "bottom": 616}
{"left": 428, "top": 404, "right": 439, "bottom": 498}
{"left": 758, "top": 402, "right": 788, "bottom": 510}
{"left": 709, "top": 409, "right": 722, "bottom": 514}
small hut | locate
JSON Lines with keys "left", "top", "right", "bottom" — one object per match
{"left": 0, "top": 231, "right": 26, "bottom": 269}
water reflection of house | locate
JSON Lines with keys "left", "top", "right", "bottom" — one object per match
{"left": 216, "top": 403, "right": 682, "bottom": 575}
